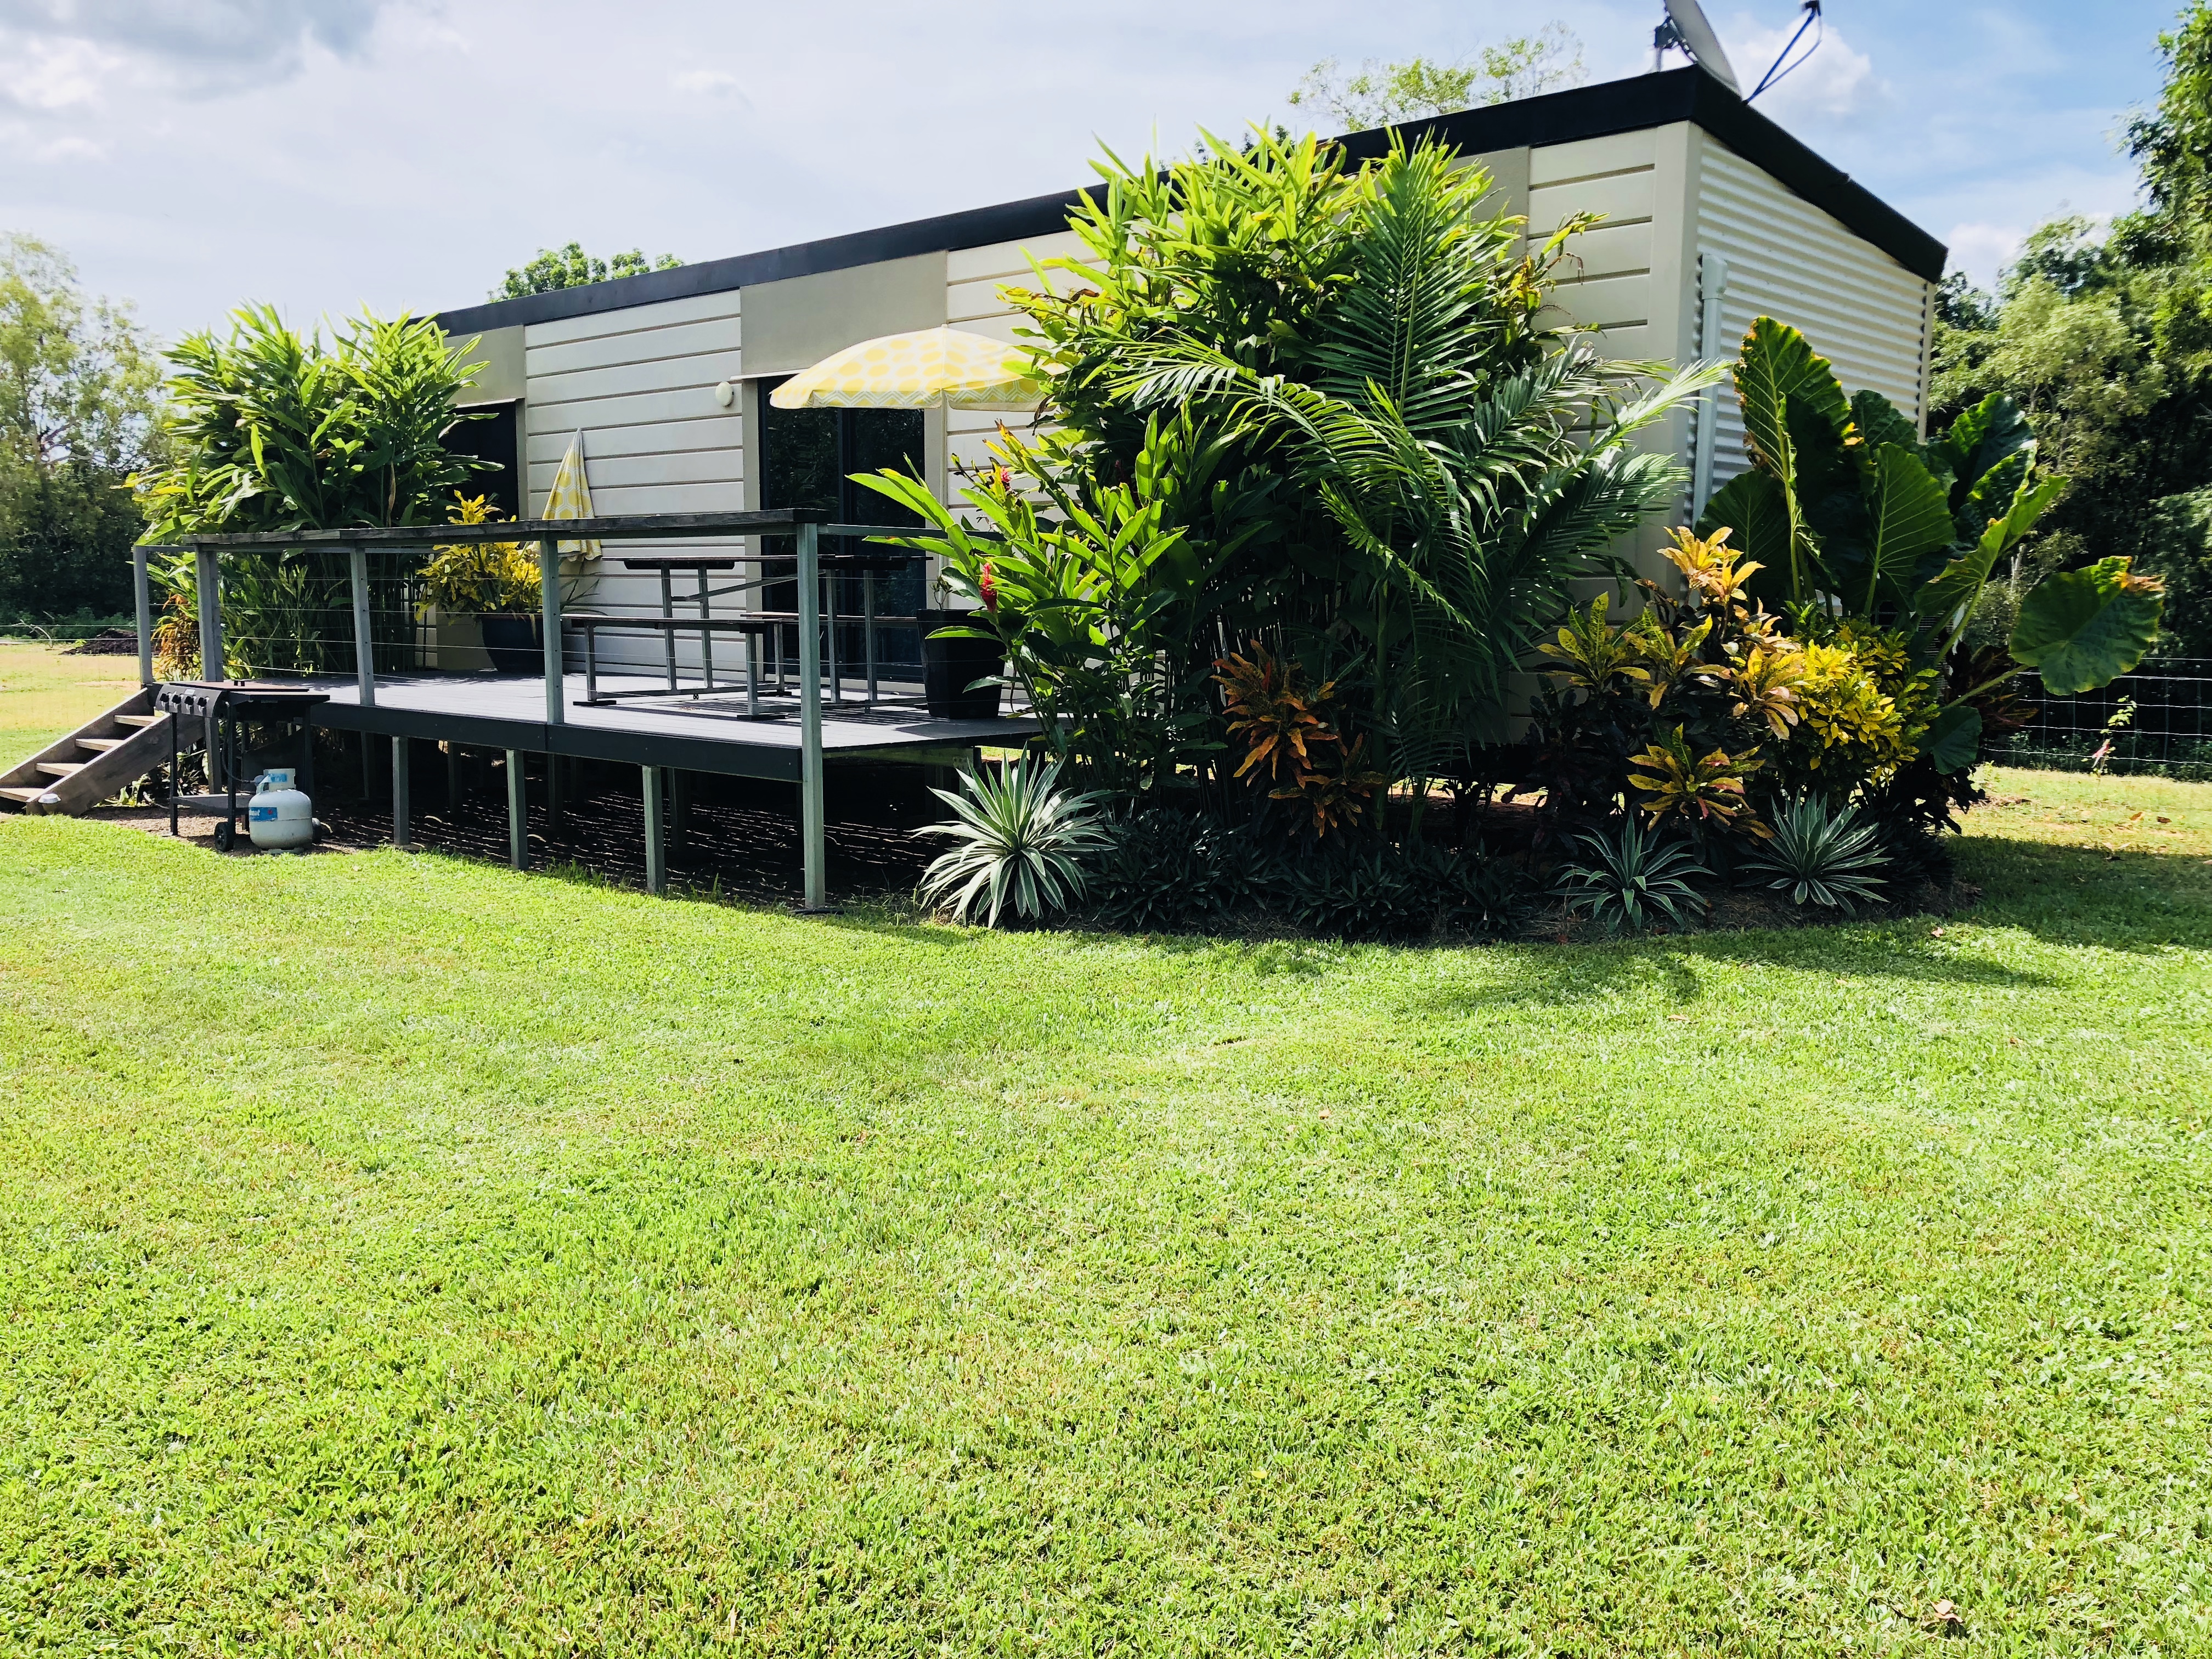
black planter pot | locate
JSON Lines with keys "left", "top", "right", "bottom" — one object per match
{"left": 917, "top": 610, "right": 1005, "bottom": 719}
{"left": 479, "top": 613, "right": 542, "bottom": 675}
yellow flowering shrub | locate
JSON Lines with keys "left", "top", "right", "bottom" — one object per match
{"left": 417, "top": 494, "right": 540, "bottom": 617}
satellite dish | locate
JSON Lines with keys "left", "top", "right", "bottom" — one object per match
{"left": 1654, "top": 0, "right": 1742, "bottom": 95}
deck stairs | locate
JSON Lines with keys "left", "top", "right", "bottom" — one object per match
{"left": 0, "top": 689, "right": 179, "bottom": 815}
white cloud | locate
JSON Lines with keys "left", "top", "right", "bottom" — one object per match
{"left": 1944, "top": 222, "right": 2028, "bottom": 290}
{"left": 671, "top": 67, "right": 748, "bottom": 105}
{"left": 0, "top": 33, "right": 126, "bottom": 109}
{"left": 0, "top": 0, "right": 399, "bottom": 92}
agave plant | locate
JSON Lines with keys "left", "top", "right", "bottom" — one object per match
{"left": 1553, "top": 818, "right": 1711, "bottom": 934}
{"left": 917, "top": 756, "right": 1109, "bottom": 928}
{"left": 1740, "top": 796, "right": 1892, "bottom": 915}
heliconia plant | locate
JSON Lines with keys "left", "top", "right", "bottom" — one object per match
{"left": 1696, "top": 318, "right": 2164, "bottom": 770}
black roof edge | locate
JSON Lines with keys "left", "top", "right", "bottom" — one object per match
{"left": 435, "top": 66, "right": 1944, "bottom": 338}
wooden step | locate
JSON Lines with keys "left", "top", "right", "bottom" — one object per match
{"left": 115, "top": 714, "right": 166, "bottom": 729}
{"left": 77, "top": 736, "right": 129, "bottom": 752}
{"left": 36, "top": 761, "right": 86, "bottom": 779}
{"left": 1, "top": 689, "right": 163, "bottom": 814}
{"left": 0, "top": 786, "right": 53, "bottom": 804}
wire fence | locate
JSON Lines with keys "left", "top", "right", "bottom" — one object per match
{"left": 2001, "top": 658, "right": 2212, "bottom": 782}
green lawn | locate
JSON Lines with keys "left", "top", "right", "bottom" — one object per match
{"left": 0, "top": 641, "right": 140, "bottom": 759}
{"left": 2, "top": 769, "right": 2209, "bottom": 1655}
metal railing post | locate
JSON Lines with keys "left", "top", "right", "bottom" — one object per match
{"left": 194, "top": 548, "right": 222, "bottom": 681}
{"left": 132, "top": 545, "right": 154, "bottom": 687}
{"left": 506, "top": 749, "right": 529, "bottom": 870}
{"left": 392, "top": 735, "right": 412, "bottom": 850}
{"left": 642, "top": 764, "right": 667, "bottom": 895}
{"left": 539, "top": 539, "right": 565, "bottom": 725}
{"left": 795, "top": 521, "right": 827, "bottom": 909}
{"left": 347, "top": 544, "right": 376, "bottom": 709}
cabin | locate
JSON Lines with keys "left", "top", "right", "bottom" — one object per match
{"left": 431, "top": 63, "right": 1944, "bottom": 679}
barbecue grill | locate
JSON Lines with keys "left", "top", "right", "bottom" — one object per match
{"left": 155, "top": 681, "right": 330, "bottom": 850}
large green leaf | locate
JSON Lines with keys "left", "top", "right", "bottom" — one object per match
{"left": 1924, "top": 703, "right": 1983, "bottom": 774}
{"left": 1915, "top": 472, "right": 2067, "bottom": 629}
{"left": 1696, "top": 469, "right": 1793, "bottom": 593}
{"left": 1734, "top": 317, "right": 1853, "bottom": 475}
{"left": 1860, "top": 443, "right": 1955, "bottom": 611}
{"left": 1932, "top": 393, "right": 2035, "bottom": 515}
{"left": 1850, "top": 388, "right": 1922, "bottom": 456}
{"left": 2010, "top": 556, "right": 2166, "bottom": 696}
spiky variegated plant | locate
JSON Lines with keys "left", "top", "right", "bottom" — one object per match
{"left": 1553, "top": 819, "right": 1711, "bottom": 934}
{"left": 1740, "top": 797, "right": 1892, "bottom": 915}
{"left": 917, "top": 757, "right": 1110, "bottom": 928}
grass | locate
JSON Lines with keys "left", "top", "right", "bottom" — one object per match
{"left": 1, "top": 768, "right": 2208, "bottom": 1655}
{"left": 0, "top": 641, "right": 141, "bottom": 759}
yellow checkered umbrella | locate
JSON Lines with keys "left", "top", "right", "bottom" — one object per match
{"left": 545, "top": 431, "right": 600, "bottom": 560}
{"left": 769, "top": 326, "right": 1045, "bottom": 411}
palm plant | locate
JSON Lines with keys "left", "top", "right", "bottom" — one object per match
{"left": 917, "top": 756, "right": 1110, "bottom": 927}
{"left": 1739, "top": 797, "right": 1891, "bottom": 915}
{"left": 1088, "top": 136, "right": 1720, "bottom": 797}
{"left": 1554, "top": 818, "right": 1711, "bottom": 934}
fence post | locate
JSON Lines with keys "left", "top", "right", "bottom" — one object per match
{"left": 348, "top": 544, "right": 377, "bottom": 709}
{"left": 132, "top": 545, "right": 154, "bottom": 687}
{"left": 194, "top": 548, "right": 222, "bottom": 681}
{"left": 795, "top": 520, "right": 828, "bottom": 910}
{"left": 539, "top": 539, "right": 565, "bottom": 726}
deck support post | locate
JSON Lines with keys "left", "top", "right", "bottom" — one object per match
{"left": 547, "top": 752, "right": 563, "bottom": 831}
{"left": 392, "top": 736, "right": 411, "bottom": 850}
{"left": 132, "top": 545, "right": 154, "bottom": 687}
{"left": 672, "top": 770, "right": 691, "bottom": 846}
{"left": 194, "top": 548, "right": 222, "bottom": 682}
{"left": 539, "top": 539, "right": 565, "bottom": 726}
{"left": 642, "top": 765, "right": 667, "bottom": 895}
{"left": 795, "top": 521, "right": 828, "bottom": 910}
{"left": 347, "top": 544, "right": 376, "bottom": 709}
{"left": 506, "top": 749, "right": 529, "bottom": 870}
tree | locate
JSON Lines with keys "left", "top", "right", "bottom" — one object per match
{"left": 493, "top": 242, "right": 682, "bottom": 301}
{"left": 1287, "top": 24, "right": 1585, "bottom": 132}
{"left": 0, "top": 233, "right": 162, "bottom": 620}
{"left": 1932, "top": 5, "right": 2212, "bottom": 656}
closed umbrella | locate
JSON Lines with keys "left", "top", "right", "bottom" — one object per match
{"left": 545, "top": 431, "right": 600, "bottom": 561}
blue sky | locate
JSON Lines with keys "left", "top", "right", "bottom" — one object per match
{"left": 0, "top": 0, "right": 2188, "bottom": 340}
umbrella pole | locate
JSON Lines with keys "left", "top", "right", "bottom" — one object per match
{"left": 796, "top": 522, "right": 828, "bottom": 910}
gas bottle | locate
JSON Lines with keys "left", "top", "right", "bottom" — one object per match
{"left": 247, "top": 768, "right": 314, "bottom": 850}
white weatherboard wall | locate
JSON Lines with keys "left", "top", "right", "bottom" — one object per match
{"left": 1690, "top": 135, "right": 1935, "bottom": 489}
{"left": 944, "top": 229, "right": 1092, "bottom": 488}
{"left": 522, "top": 290, "right": 744, "bottom": 672}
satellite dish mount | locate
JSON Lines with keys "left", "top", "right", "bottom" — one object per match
{"left": 1654, "top": 0, "right": 1824, "bottom": 103}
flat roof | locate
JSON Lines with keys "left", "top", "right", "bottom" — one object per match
{"left": 436, "top": 65, "right": 1945, "bottom": 340}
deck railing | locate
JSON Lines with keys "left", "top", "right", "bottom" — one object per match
{"left": 134, "top": 510, "right": 940, "bottom": 909}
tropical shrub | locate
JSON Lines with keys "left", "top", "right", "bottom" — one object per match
{"left": 1740, "top": 798, "right": 1892, "bottom": 915}
{"left": 419, "top": 495, "right": 540, "bottom": 616}
{"left": 1696, "top": 317, "right": 2165, "bottom": 766}
{"left": 866, "top": 129, "right": 1713, "bottom": 820}
{"left": 1082, "top": 809, "right": 1256, "bottom": 932}
{"left": 917, "top": 756, "right": 1109, "bottom": 927}
{"left": 1553, "top": 819, "right": 1710, "bottom": 934}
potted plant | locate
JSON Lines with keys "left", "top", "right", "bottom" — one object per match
{"left": 418, "top": 495, "right": 542, "bottom": 673}
{"left": 915, "top": 563, "right": 1005, "bottom": 719}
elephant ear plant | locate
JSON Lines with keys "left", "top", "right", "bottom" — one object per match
{"left": 1697, "top": 317, "right": 2165, "bottom": 772}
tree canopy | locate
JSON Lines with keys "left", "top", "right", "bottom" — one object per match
{"left": 493, "top": 242, "right": 682, "bottom": 301}
{"left": 1286, "top": 25, "right": 1585, "bottom": 133}
{"left": 1934, "top": 3, "right": 2212, "bottom": 655}
{"left": 0, "top": 234, "right": 161, "bottom": 622}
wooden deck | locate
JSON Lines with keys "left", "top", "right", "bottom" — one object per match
{"left": 305, "top": 673, "right": 1039, "bottom": 782}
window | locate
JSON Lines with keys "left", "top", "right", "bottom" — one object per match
{"left": 757, "top": 383, "right": 927, "bottom": 669}
{"left": 443, "top": 400, "right": 522, "bottom": 521}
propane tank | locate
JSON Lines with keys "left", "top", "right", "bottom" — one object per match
{"left": 247, "top": 768, "right": 315, "bottom": 850}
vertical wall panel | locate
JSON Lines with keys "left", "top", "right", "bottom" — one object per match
{"left": 1690, "top": 139, "right": 1934, "bottom": 495}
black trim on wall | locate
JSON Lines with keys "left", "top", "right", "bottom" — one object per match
{"left": 436, "top": 67, "right": 1944, "bottom": 339}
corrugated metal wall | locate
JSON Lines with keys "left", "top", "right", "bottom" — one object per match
{"left": 1690, "top": 137, "right": 1934, "bottom": 490}
{"left": 521, "top": 290, "right": 744, "bottom": 670}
